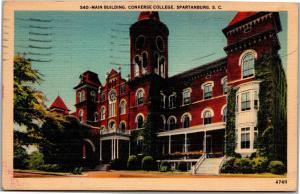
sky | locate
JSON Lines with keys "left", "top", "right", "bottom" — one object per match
{"left": 14, "top": 11, "right": 287, "bottom": 112}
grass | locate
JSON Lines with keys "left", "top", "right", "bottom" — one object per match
{"left": 14, "top": 169, "right": 72, "bottom": 176}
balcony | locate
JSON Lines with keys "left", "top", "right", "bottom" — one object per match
{"left": 100, "top": 128, "right": 131, "bottom": 136}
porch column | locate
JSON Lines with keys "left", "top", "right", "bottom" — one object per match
{"left": 100, "top": 140, "right": 102, "bottom": 161}
{"left": 184, "top": 133, "right": 187, "bottom": 152}
{"left": 203, "top": 131, "right": 207, "bottom": 153}
{"left": 168, "top": 135, "right": 171, "bottom": 154}
{"left": 116, "top": 139, "right": 119, "bottom": 159}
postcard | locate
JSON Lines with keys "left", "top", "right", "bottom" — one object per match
{"left": 2, "top": 1, "right": 298, "bottom": 191}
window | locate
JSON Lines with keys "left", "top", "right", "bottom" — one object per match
{"left": 254, "top": 91, "right": 259, "bottom": 110}
{"left": 241, "top": 92, "right": 251, "bottom": 111}
{"left": 136, "top": 89, "right": 144, "bottom": 106}
{"left": 78, "top": 91, "right": 86, "bottom": 102}
{"left": 120, "top": 85, "right": 126, "bottom": 94}
{"left": 100, "top": 93, "right": 105, "bottom": 102}
{"left": 134, "top": 55, "right": 141, "bottom": 77}
{"left": 241, "top": 127, "right": 250, "bottom": 149}
{"left": 204, "top": 84, "right": 213, "bottom": 99}
{"left": 120, "top": 121, "right": 126, "bottom": 131}
{"left": 183, "top": 88, "right": 191, "bottom": 105}
{"left": 153, "top": 52, "right": 159, "bottom": 74}
{"left": 108, "top": 120, "right": 116, "bottom": 130}
{"left": 168, "top": 116, "right": 177, "bottom": 130}
{"left": 159, "top": 57, "right": 165, "bottom": 78}
{"left": 223, "top": 106, "right": 227, "bottom": 122}
{"left": 182, "top": 115, "right": 190, "bottom": 128}
{"left": 120, "top": 100, "right": 126, "bottom": 115}
{"left": 90, "top": 91, "right": 96, "bottom": 102}
{"left": 142, "top": 52, "right": 148, "bottom": 73}
{"left": 108, "top": 90, "right": 117, "bottom": 117}
{"left": 100, "top": 106, "right": 106, "bottom": 120}
{"left": 222, "top": 78, "right": 228, "bottom": 94}
{"left": 254, "top": 127, "right": 258, "bottom": 149}
{"left": 94, "top": 112, "right": 98, "bottom": 122}
{"left": 79, "top": 110, "right": 83, "bottom": 121}
{"left": 160, "top": 93, "right": 165, "bottom": 108}
{"left": 136, "top": 115, "right": 144, "bottom": 129}
{"left": 204, "top": 110, "right": 212, "bottom": 125}
{"left": 159, "top": 115, "right": 165, "bottom": 131}
{"left": 242, "top": 53, "right": 255, "bottom": 78}
{"left": 169, "top": 94, "right": 176, "bottom": 108}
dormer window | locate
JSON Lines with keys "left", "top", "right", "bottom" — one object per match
{"left": 182, "top": 88, "right": 191, "bottom": 105}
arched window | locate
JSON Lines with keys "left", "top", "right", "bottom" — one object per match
{"left": 94, "top": 112, "right": 98, "bottom": 122}
{"left": 81, "top": 91, "right": 85, "bottom": 101}
{"left": 90, "top": 91, "right": 96, "bottom": 102}
{"left": 181, "top": 114, "right": 191, "bottom": 128}
{"left": 136, "top": 114, "right": 144, "bottom": 129}
{"left": 159, "top": 57, "right": 165, "bottom": 78}
{"left": 221, "top": 77, "right": 228, "bottom": 94}
{"left": 222, "top": 106, "right": 227, "bottom": 122}
{"left": 153, "top": 52, "right": 159, "bottom": 74}
{"left": 108, "top": 90, "right": 117, "bottom": 117}
{"left": 120, "top": 99, "right": 126, "bottom": 115}
{"left": 78, "top": 92, "right": 82, "bottom": 103}
{"left": 136, "top": 89, "right": 144, "bottom": 106}
{"left": 168, "top": 116, "right": 177, "bottom": 130}
{"left": 204, "top": 110, "right": 212, "bottom": 125}
{"left": 120, "top": 121, "right": 126, "bottom": 131}
{"left": 108, "top": 120, "right": 116, "bottom": 130}
{"left": 134, "top": 55, "right": 141, "bottom": 77}
{"left": 100, "top": 106, "right": 106, "bottom": 120}
{"left": 159, "top": 115, "right": 166, "bottom": 131}
{"left": 142, "top": 52, "right": 148, "bottom": 74}
{"left": 79, "top": 110, "right": 83, "bottom": 122}
{"left": 241, "top": 52, "right": 255, "bottom": 78}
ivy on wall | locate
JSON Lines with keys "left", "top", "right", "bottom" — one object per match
{"left": 255, "top": 50, "right": 287, "bottom": 163}
{"left": 225, "top": 87, "right": 238, "bottom": 156}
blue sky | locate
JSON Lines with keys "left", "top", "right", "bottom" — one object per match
{"left": 14, "top": 11, "right": 287, "bottom": 112}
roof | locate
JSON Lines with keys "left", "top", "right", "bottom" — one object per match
{"left": 138, "top": 12, "right": 160, "bottom": 21}
{"left": 49, "top": 96, "right": 69, "bottom": 112}
{"left": 169, "top": 57, "right": 227, "bottom": 81}
{"left": 228, "top": 12, "right": 257, "bottom": 27}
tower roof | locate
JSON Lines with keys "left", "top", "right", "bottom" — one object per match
{"left": 227, "top": 12, "right": 257, "bottom": 27}
{"left": 138, "top": 12, "right": 160, "bottom": 21}
{"left": 49, "top": 96, "right": 69, "bottom": 112}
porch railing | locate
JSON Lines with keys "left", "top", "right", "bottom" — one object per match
{"left": 191, "top": 153, "right": 207, "bottom": 174}
{"left": 100, "top": 128, "right": 131, "bottom": 136}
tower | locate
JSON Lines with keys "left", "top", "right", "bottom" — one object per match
{"left": 74, "top": 71, "right": 101, "bottom": 124}
{"left": 49, "top": 96, "right": 70, "bottom": 115}
{"left": 129, "top": 12, "right": 169, "bottom": 80}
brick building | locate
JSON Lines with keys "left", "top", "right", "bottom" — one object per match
{"left": 69, "top": 11, "right": 286, "bottom": 170}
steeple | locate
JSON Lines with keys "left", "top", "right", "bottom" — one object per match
{"left": 49, "top": 96, "right": 70, "bottom": 115}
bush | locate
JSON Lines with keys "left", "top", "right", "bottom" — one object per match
{"left": 26, "top": 151, "right": 44, "bottom": 169}
{"left": 127, "top": 155, "right": 139, "bottom": 170}
{"left": 141, "top": 156, "right": 155, "bottom": 171}
{"left": 234, "top": 158, "right": 253, "bottom": 174}
{"left": 220, "top": 158, "right": 236, "bottom": 173}
{"left": 177, "top": 162, "right": 188, "bottom": 171}
{"left": 111, "top": 158, "right": 126, "bottom": 170}
{"left": 268, "top": 161, "right": 286, "bottom": 175}
{"left": 14, "top": 146, "right": 29, "bottom": 169}
{"left": 72, "top": 167, "right": 83, "bottom": 175}
{"left": 37, "top": 164, "right": 62, "bottom": 172}
{"left": 252, "top": 157, "right": 269, "bottom": 173}
{"left": 159, "top": 161, "right": 171, "bottom": 172}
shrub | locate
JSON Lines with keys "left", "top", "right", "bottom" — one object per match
{"left": 268, "top": 161, "right": 286, "bottom": 175}
{"left": 252, "top": 157, "right": 269, "bottom": 173}
{"left": 37, "top": 164, "right": 62, "bottom": 172}
{"left": 14, "top": 146, "right": 29, "bottom": 169}
{"left": 127, "top": 155, "right": 139, "bottom": 170}
{"left": 111, "top": 158, "right": 126, "bottom": 170}
{"left": 72, "top": 167, "right": 83, "bottom": 175}
{"left": 159, "top": 161, "right": 171, "bottom": 172}
{"left": 26, "top": 151, "right": 44, "bottom": 169}
{"left": 220, "top": 158, "right": 236, "bottom": 173}
{"left": 141, "top": 156, "right": 155, "bottom": 171}
{"left": 234, "top": 158, "right": 253, "bottom": 174}
{"left": 177, "top": 162, "right": 187, "bottom": 171}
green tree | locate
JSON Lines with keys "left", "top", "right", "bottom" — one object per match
{"left": 141, "top": 112, "right": 158, "bottom": 157}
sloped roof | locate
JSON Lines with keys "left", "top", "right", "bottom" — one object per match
{"left": 138, "top": 11, "right": 160, "bottom": 21}
{"left": 228, "top": 12, "right": 257, "bottom": 26}
{"left": 49, "top": 96, "right": 69, "bottom": 111}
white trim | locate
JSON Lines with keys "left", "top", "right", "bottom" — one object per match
{"left": 181, "top": 112, "right": 192, "bottom": 122}
{"left": 238, "top": 49, "right": 257, "bottom": 66}
{"left": 160, "top": 114, "right": 166, "bottom": 124}
{"left": 83, "top": 138, "right": 96, "bottom": 152}
{"left": 201, "top": 108, "right": 214, "bottom": 118}
{"left": 221, "top": 105, "right": 227, "bottom": 116}
{"left": 135, "top": 113, "right": 145, "bottom": 123}
{"left": 100, "top": 106, "right": 106, "bottom": 120}
{"left": 108, "top": 119, "right": 116, "bottom": 130}
{"left": 221, "top": 76, "right": 227, "bottom": 85}
{"left": 119, "top": 120, "right": 126, "bottom": 130}
{"left": 201, "top": 81, "right": 214, "bottom": 89}
{"left": 167, "top": 115, "right": 177, "bottom": 124}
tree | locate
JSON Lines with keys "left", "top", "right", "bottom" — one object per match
{"left": 141, "top": 112, "right": 158, "bottom": 157}
{"left": 14, "top": 55, "right": 47, "bottom": 145}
